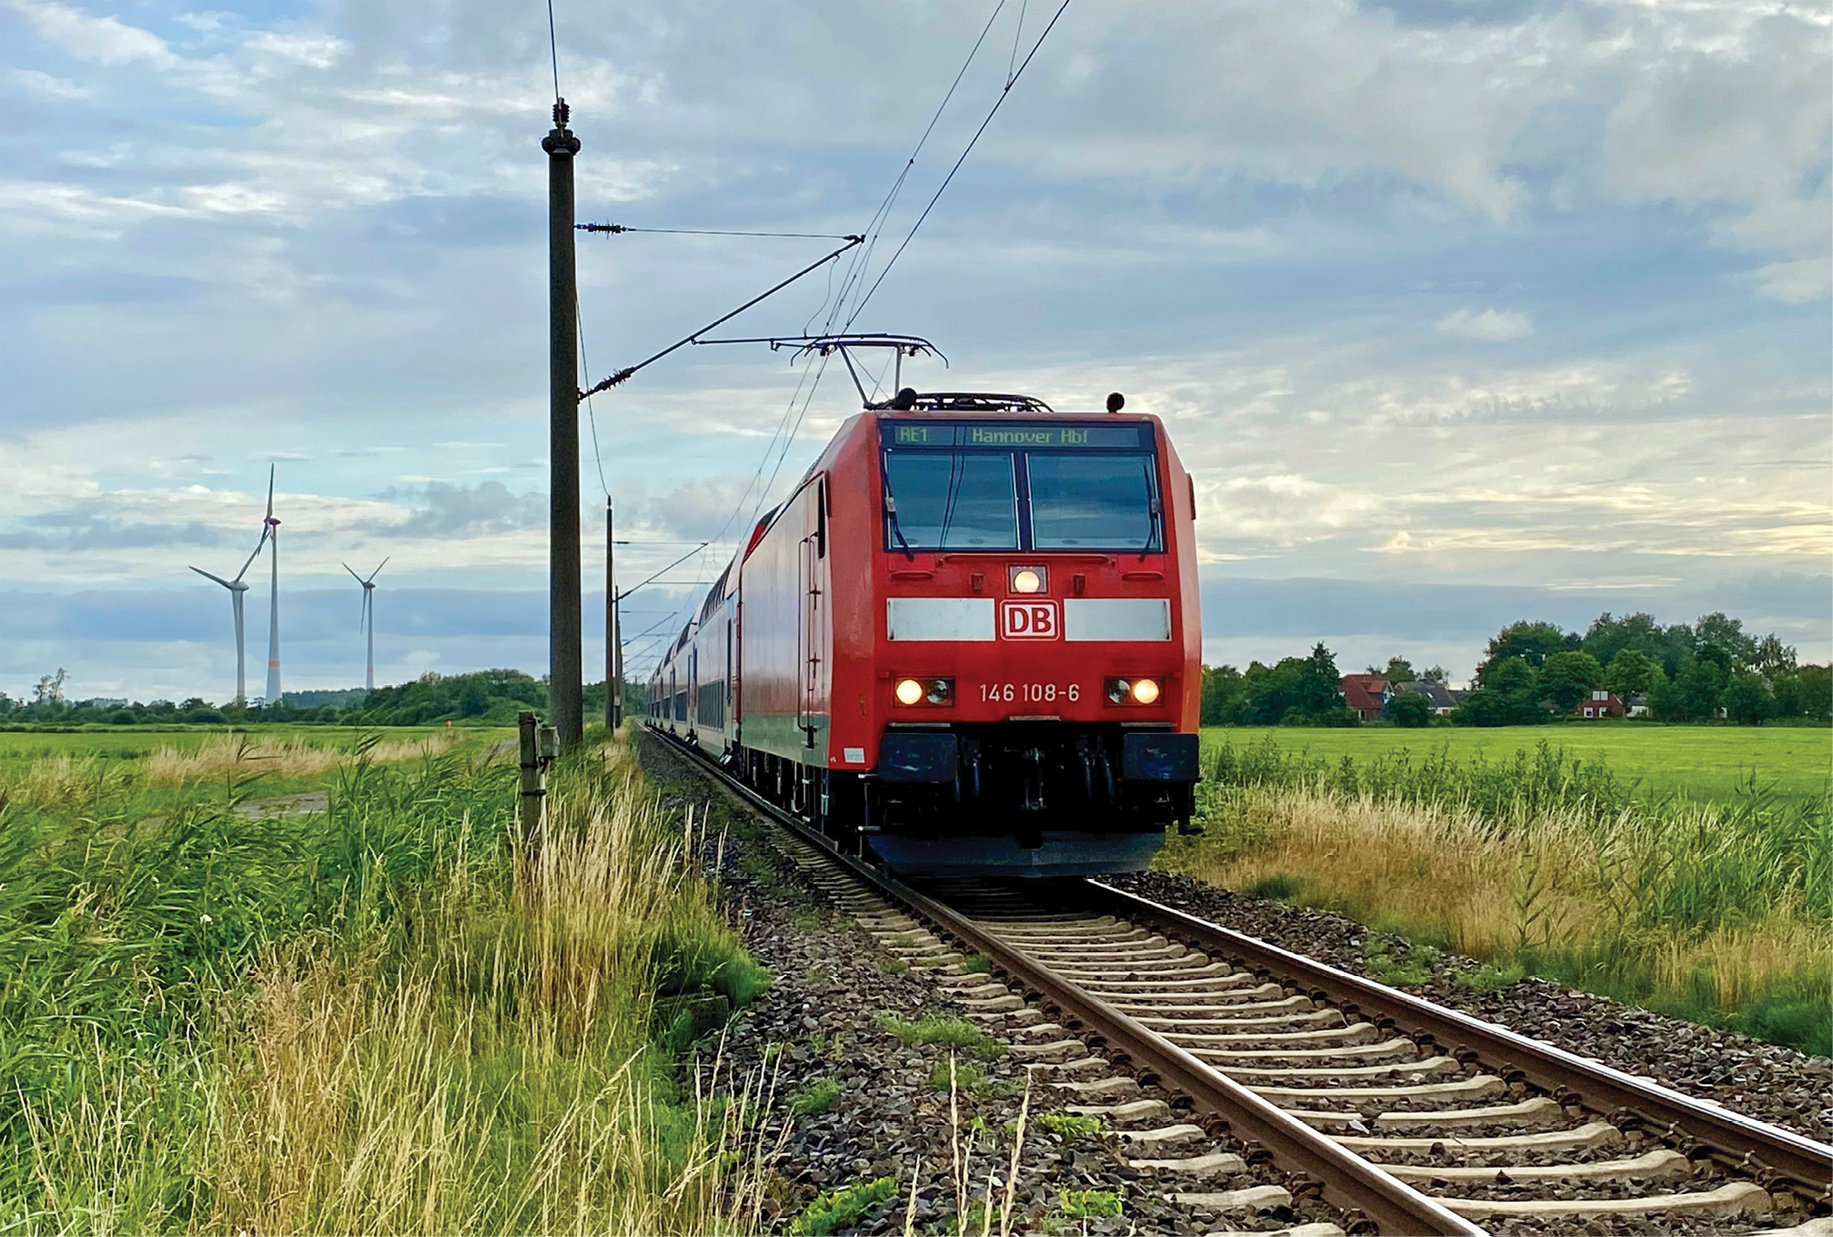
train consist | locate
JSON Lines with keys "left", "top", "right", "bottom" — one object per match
{"left": 647, "top": 385, "right": 1201, "bottom": 877}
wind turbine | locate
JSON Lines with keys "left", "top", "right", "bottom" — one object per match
{"left": 343, "top": 558, "right": 389, "bottom": 691}
{"left": 188, "top": 534, "right": 267, "bottom": 706}
{"left": 261, "top": 466, "right": 283, "bottom": 706}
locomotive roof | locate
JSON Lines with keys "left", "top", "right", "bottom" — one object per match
{"left": 863, "top": 390, "right": 1155, "bottom": 419}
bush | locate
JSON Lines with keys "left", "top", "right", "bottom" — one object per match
{"left": 1059, "top": 1189, "right": 1122, "bottom": 1219}
{"left": 1384, "top": 693, "right": 1432, "bottom": 728}
{"left": 876, "top": 1013, "right": 1004, "bottom": 1057}
{"left": 1040, "top": 1112, "right": 1103, "bottom": 1138}
{"left": 1722, "top": 673, "right": 1776, "bottom": 726}
{"left": 790, "top": 1178, "right": 897, "bottom": 1237}
{"left": 787, "top": 1077, "right": 843, "bottom": 1117}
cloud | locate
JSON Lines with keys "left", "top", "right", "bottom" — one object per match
{"left": 1435, "top": 307, "right": 1535, "bottom": 341}
{"left": 241, "top": 31, "right": 346, "bottom": 72}
{"left": 0, "top": 509, "right": 225, "bottom": 552}
{"left": 8, "top": 0, "right": 178, "bottom": 68}
{"left": 1203, "top": 474, "right": 1385, "bottom": 546}
{"left": 7, "top": 66, "right": 88, "bottom": 98}
{"left": 381, "top": 481, "right": 546, "bottom": 538}
{"left": 1598, "top": 8, "right": 1831, "bottom": 302}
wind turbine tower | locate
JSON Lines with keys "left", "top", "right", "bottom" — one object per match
{"left": 344, "top": 558, "right": 389, "bottom": 692}
{"left": 262, "top": 466, "right": 283, "bottom": 705}
{"left": 189, "top": 534, "right": 266, "bottom": 706}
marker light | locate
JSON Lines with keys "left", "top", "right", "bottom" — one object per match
{"left": 925, "top": 678, "right": 954, "bottom": 705}
{"left": 1130, "top": 677, "right": 1161, "bottom": 705}
{"left": 1009, "top": 566, "right": 1047, "bottom": 594}
{"left": 895, "top": 678, "right": 924, "bottom": 705}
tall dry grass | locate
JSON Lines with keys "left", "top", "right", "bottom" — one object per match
{"left": 0, "top": 753, "right": 119, "bottom": 807}
{"left": 1173, "top": 736, "right": 1833, "bottom": 1054}
{"left": 143, "top": 729, "right": 457, "bottom": 783}
{"left": 200, "top": 739, "right": 775, "bottom": 1235}
{"left": 3, "top": 732, "right": 777, "bottom": 1235}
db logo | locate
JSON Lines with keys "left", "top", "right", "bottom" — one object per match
{"left": 1000, "top": 600, "right": 1061, "bottom": 640}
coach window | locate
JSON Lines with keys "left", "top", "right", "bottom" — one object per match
{"left": 883, "top": 451, "right": 1020, "bottom": 550}
{"left": 1026, "top": 453, "right": 1162, "bottom": 551}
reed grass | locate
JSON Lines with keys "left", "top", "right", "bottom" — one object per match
{"left": 142, "top": 729, "right": 457, "bottom": 783}
{"left": 0, "top": 752, "right": 119, "bottom": 807}
{"left": 0, "top": 731, "right": 773, "bottom": 1235}
{"left": 1166, "top": 736, "right": 1832, "bottom": 1055}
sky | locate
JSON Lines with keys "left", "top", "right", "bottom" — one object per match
{"left": 1, "top": 0, "right": 1828, "bottom": 703}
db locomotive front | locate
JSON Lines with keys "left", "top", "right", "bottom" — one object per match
{"left": 649, "top": 386, "right": 1201, "bottom": 878}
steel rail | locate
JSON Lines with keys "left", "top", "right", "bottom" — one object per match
{"left": 1086, "top": 879, "right": 1833, "bottom": 1206}
{"left": 644, "top": 730, "right": 1482, "bottom": 1236}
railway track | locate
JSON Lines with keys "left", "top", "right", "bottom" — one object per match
{"left": 647, "top": 729, "right": 1833, "bottom": 1236}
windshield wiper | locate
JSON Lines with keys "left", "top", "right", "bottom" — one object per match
{"left": 882, "top": 487, "right": 916, "bottom": 560}
{"left": 1142, "top": 456, "right": 1160, "bottom": 561}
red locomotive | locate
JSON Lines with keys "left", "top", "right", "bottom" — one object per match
{"left": 648, "top": 382, "right": 1200, "bottom": 877}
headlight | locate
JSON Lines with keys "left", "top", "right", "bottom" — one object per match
{"left": 1105, "top": 676, "right": 1164, "bottom": 705}
{"left": 895, "top": 677, "right": 954, "bottom": 706}
{"left": 1009, "top": 565, "right": 1047, "bottom": 594}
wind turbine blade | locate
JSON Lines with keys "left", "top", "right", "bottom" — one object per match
{"left": 190, "top": 565, "right": 234, "bottom": 588}
{"left": 366, "top": 556, "right": 390, "bottom": 583}
{"left": 343, "top": 561, "right": 365, "bottom": 584}
{"left": 234, "top": 537, "right": 264, "bottom": 583}
{"left": 265, "top": 464, "right": 275, "bottom": 520}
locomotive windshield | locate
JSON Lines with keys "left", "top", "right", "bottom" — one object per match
{"left": 880, "top": 421, "right": 1163, "bottom": 553}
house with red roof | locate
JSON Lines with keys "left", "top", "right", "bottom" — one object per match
{"left": 1577, "top": 690, "right": 1626, "bottom": 719}
{"left": 1340, "top": 674, "right": 1388, "bottom": 722}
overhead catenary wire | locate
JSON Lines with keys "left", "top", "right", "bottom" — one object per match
{"left": 625, "top": 2, "right": 1067, "bottom": 678}
{"left": 628, "top": 610, "right": 690, "bottom": 643}
{"left": 579, "top": 224, "right": 863, "bottom": 240}
{"left": 545, "top": 0, "right": 561, "bottom": 101}
{"left": 737, "top": 0, "right": 1062, "bottom": 540}
{"left": 661, "top": 1, "right": 1012, "bottom": 584}
{"left": 616, "top": 542, "right": 712, "bottom": 602}
{"left": 576, "top": 294, "right": 609, "bottom": 499}
{"left": 1007, "top": 0, "right": 1029, "bottom": 85}
{"left": 578, "top": 235, "right": 864, "bottom": 399}
{"left": 846, "top": 0, "right": 1073, "bottom": 329}
{"left": 820, "top": 0, "right": 1010, "bottom": 333}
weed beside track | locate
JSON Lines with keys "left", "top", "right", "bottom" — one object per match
{"left": 1164, "top": 736, "right": 1831, "bottom": 1055}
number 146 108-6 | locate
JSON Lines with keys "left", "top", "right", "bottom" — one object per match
{"left": 979, "top": 682, "right": 1079, "bottom": 703}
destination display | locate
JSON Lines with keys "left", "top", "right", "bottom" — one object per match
{"left": 882, "top": 422, "right": 1149, "bottom": 450}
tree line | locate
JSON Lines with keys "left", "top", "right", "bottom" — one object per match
{"left": 1455, "top": 611, "right": 1826, "bottom": 726}
{"left": 0, "top": 669, "right": 648, "bottom": 730}
{"left": 1201, "top": 610, "right": 1829, "bottom": 727}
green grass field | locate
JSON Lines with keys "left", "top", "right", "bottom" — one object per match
{"left": 1201, "top": 725, "right": 1830, "bottom": 804}
{"left": 0, "top": 725, "right": 505, "bottom": 768}
{"left": 0, "top": 725, "right": 516, "bottom": 818}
